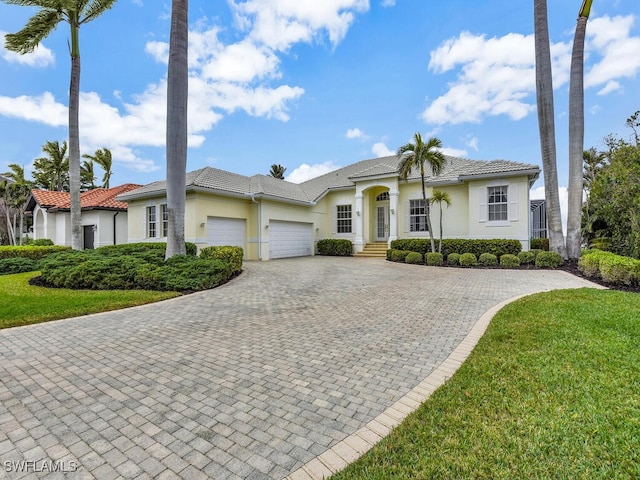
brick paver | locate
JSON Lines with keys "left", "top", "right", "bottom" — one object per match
{"left": 0, "top": 258, "right": 597, "bottom": 478}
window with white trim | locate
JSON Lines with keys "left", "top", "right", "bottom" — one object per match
{"left": 147, "top": 206, "right": 157, "bottom": 238}
{"left": 161, "top": 204, "right": 168, "bottom": 237}
{"left": 488, "top": 186, "right": 508, "bottom": 221}
{"left": 336, "top": 205, "right": 352, "bottom": 233}
{"left": 409, "top": 199, "right": 429, "bottom": 232}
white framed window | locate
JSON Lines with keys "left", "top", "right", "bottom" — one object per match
{"left": 488, "top": 186, "right": 508, "bottom": 221}
{"left": 147, "top": 206, "right": 157, "bottom": 238}
{"left": 336, "top": 205, "right": 352, "bottom": 233}
{"left": 409, "top": 199, "right": 429, "bottom": 232}
{"left": 161, "top": 204, "right": 168, "bottom": 237}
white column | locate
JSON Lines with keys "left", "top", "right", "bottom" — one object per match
{"left": 354, "top": 193, "right": 364, "bottom": 252}
{"left": 389, "top": 189, "right": 399, "bottom": 245}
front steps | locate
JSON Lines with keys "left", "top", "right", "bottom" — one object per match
{"left": 355, "top": 242, "right": 388, "bottom": 258}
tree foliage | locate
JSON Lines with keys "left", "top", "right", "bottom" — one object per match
{"left": 269, "top": 164, "right": 286, "bottom": 179}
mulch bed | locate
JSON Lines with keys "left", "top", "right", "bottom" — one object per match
{"left": 560, "top": 259, "right": 640, "bottom": 294}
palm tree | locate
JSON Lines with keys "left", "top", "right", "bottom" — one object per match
{"left": 269, "top": 164, "right": 286, "bottom": 179}
{"left": 1, "top": 164, "right": 33, "bottom": 245}
{"left": 165, "top": 0, "right": 189, "bottom": 259}
{"left": 566, "top": 0, "right": 593, "bottom": 260}
{"left": 3, "top": 0, "right": 118, "bottom": 250}
{"left": 83, "top": 147, "right": 113, "bottom": 188}
{"left": 533, "top": 0, "right": 567, "bottom": 258}
{"left": 32, "top": 140, "right": 69, "bottom": 191}
{"left": 397, "top": 134, "right": 446, "bottom": 253}
{"left": 431, "top": 190, "right": 451, "bottom": 254}
{"left": 81, "top": 159, "right": 97, "bottom": 190}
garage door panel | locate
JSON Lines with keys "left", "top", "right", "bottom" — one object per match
{"left": 207, "top": 217, "right": 246, "bottom": 253}
{"left": 269, "top": 221, "right": 312, "bottom": 259}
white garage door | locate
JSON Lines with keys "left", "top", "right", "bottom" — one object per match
{"left": 269, "top": 221, "right": 313, "bottom": 259}
{"left": 207, "top": 217, "right": 246, "bottom": 252}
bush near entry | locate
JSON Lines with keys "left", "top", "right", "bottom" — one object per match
{"left": 405, "top": 252, "right": 423, "bottom": 264}
{"left": 317, "top": 239, "right": 353, "bottom": 256}
{"left": 535, "top": 251, "right": 564, "bottom": 269}
{"left": 390, "top": 239, "right": 521, "bottom": 258}
{"left": 200, "top": 246, "right": 243, "bottom": 273}
{"left": 426, "top": 252, "right": 443, "bottom": 266}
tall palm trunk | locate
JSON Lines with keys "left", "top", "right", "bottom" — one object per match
{"left": 566, "top": 1, "right": 592, "bottom": 259}
{"left": 69, "top": 15, "right": 82, "bottom": 250}
{"left": 165, "top": 0, "right": 188, "bottom": 259}
{"left": 420, "top": 167, "right": 436, "bottom": 253}
{"left": 438, "top": 204, "right": 443, "bottom": 254}
{"left": 534, "top": 0, "right": 567, "bottom": 257}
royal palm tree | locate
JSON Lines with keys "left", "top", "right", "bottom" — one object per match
{"left": 566, "top": 0, "right": 593, "bottom": 259}
{"left": 32, "top": 140, "right": 69, "bottom": 191}
{"left": 165, "top": 0, "right": 188, "bottom": 259}
{"left": 397, "top": 134, "right": 446, "bottom": 253}
{"left": 533, "top": 0, "right": 567, "bottom": 258}
{"left": 83, "top": 147, "right": 113, "bottom": 188}
{"left": 2, "top": 0, "right": 118, "bottom": 250}
{"left": 431, "top": 190, "right": 451, "bottom": 254}
{"left": 269, "top": 164, "right": 286, "bottom": 179}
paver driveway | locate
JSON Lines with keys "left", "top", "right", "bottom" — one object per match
{"left": 0, "top": 257, "right": 598, "bottom": 479}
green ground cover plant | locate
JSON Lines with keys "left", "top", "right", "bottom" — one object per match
{"left": 0, "top": 272, "right": 178, "bottom": 329}
{"left": 332, "top": 288, "right": 640, "bottom": 479}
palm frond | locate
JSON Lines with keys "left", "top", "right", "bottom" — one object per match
{"left": 4, "top": 8, "right": 62, "bottom": 54}
{"left": 80, "top": 0, "right": 117, "bottom": 24}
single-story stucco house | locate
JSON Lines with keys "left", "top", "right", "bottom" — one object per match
{"left": 26, "top": 184, "right": 142, "bottom": 249}
{"left": 117, "top": 155, "right": 541, "bottom": 260}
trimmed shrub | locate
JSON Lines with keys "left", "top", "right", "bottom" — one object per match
{"left": 405, "top": 252, "right": 423, "bottom": 264}
{"left": 535, "top": 251, "right": 564, "bottom": 269}
{"left": 426, "top": 252, "right": 443, "bottom": 266}
{"left": 500, "top": 254, "right": 520, "bottom": 268}
{"left": 518, "top": 251, "right": 535, "bottom": 265}
{"left": 0, "top": 257, "right": 39, "bottom": 275}
{"left": 598, "top": 254, "right": 640, "bottom": 285}
{"left": 459, "top": 253, "right": 477, "bottom": 267}
{"left": 529, "top": 249, "right": 542, "bottom": 260}
{"left": 200, "top": 246, "right": 243, "bottom": 273}
{"left": 0, "top": 245, "right": 70, "bottom": 260}
{"left": 577, "top": 250, "right": 608, "bottom": 278}
{"left": 479, "top": 253, "right": 498, "bottom": 266}
{"left": 390, "top": 238, "right": 522, "bottom": 258}
{"left": 447, "top": 253, "right": 460, "bottom": 266}
{"left": 530, "top": 238, "right": 549, "bottom": 251}
{"left": 316, "top": 239, "right": 353, "bottom": 256}
{"left": 390, "top": 249, "right": 411, "bottom": 262}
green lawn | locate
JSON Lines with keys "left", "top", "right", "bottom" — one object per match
{"left": 0, "top": 272, "right": 180, "bottom": 329}
{"left": 333, "top": 288, "right": 640, "bottom": 479}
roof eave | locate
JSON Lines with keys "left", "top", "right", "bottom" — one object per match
{"left": 246, "top": 193, "right": 315, "bottom": 206}
{"left": 458, "top": 168, "right": 541, "bottom": 182}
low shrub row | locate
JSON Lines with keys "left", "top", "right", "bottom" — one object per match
{"left": 390, "top": 238, "right": 522, "bottom": 257}
{"left": 387, "top": 247, "right": 563, "bottom": 269}
{"left": 578, "top": 249, "right": 640, "bottom": 286}
{"left": 530, "top": 238, "right": 550, "bottom": 251}
{"left": 0, "top": 245, "right": 71, "bottom": 260}
{"left": 317, "top": 239, "right": 353, "bottom": 256}
{"left": 200, "top": 246, "right": 243, "bottom": 273}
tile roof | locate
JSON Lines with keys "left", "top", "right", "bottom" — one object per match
{"left": 117, "top": 155, "right": 539, "bottom": 204}
{"left": 31, "top": 184, "right": 143, "bottom": 211}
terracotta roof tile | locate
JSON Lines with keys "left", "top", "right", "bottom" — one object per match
{"left": 31, "top": 184, "right": 142, "bottom": 211}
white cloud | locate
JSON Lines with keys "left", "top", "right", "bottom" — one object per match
{"left": 372, "top": 142, "right": 394, "bottom": 157}
{"left": 422, "top": 15, "right": 640, "bottom": 126}
{"left": 0, "top": 92, "right": 66, "bottom": 125}
{"left": 381, "top": 0, "right": 396, "bottom": 6}
{"left": 440, "top": 147, "right": 468, "bottom": 158}
{"left": 465, "top": 135, "right": 479, "bottom": 151}
{"left": 0, "top": 31, "right": 55, "bottom": 68}
{"left": 346, "top": 127, "right": 365, "bottom": 139}
{"left": 286, "top": 161, "right": 341, "bottom": 183}
{"left": 531, "top": 185, "right": 568, "bottom": 234}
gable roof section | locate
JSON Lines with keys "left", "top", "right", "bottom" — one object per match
{"left": 118, "top": 156, "right": 540, "bottom": 204}
{"left": 29, "top": 184, "right": 142, "bottom": 212}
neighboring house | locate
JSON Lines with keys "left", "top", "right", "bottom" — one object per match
{"left": 25, "top": 184, "right": 142, "bottom": 249}
{"left": 118, "top": 155, "right": 540, "bottom": 260}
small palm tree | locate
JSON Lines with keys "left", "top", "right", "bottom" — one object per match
{"left": 269, "top": 164, "right": 286, "bottom": 179}
{"left": 81, "top": 160, "right": 97, "bottom": 191}
{"left": 397, "top": 134, "right": 446, "bottom": 253}
{"left": 83, "top": 148, "right": 113, "bottom": 188}
{"left": 431, "top": 190, "right": 451, "bottom": 254}
{"left": 3, "top": 0, "right": 118, "bottom": 250}
{"left": 2, "top": 164, "right": 33, "bottom": 245}
{"left": 32, "top": 141, "right": 69, "bottom": 191}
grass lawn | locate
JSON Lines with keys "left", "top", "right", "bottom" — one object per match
{"left": 333, "top": 288, "right": 640, "bottom": 479}
{"left": 0, "top": 272, "right": 180, "bottom": 329}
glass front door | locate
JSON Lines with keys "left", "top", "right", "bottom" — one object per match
{"left": 376, "top": 205, "right": 389, "bottom": 241}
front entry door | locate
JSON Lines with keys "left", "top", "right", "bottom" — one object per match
{"left": 376, "top": 205, "right": 389, "bottom": 241}
{"left": 83, "top": 225, "right": 95, "bottom": 250}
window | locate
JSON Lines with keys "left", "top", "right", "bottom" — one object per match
{"left": 488, "top": 186, "right": 508, "bottom": 221}
{"left": 161, "top": 204, "right": 169, "bottom": 237}
{"left": 337, "top": 205, "right": 352, "bottom": 233}
{"left": 376, "top": 192, "right": 390, "bottom": 201}
{"left": 147, "top": 206, "right": 157, "bottom": 238}
{"left": 409, "top": 199, "right": 429, "bottom": 232}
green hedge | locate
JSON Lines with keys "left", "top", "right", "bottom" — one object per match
{"left": 317, "top": 239, "right": 353, "bottom": 256}
{"left": 447, "top": 253, "right": 460, "bottom": 265}
{"left": 578, "top": 250, "right": 640, "bottom": 286}
{"left": 0, "top": 245, "right": 71, "bottom": 260}
{"left": 535, "top": 251, "right": 564, "bottom": 269}
{"left": 0, "top": 257, "right": 39, "bottom": 275}
{"left": 200, "top": 246, "right": 243, "bottom": 273}
{"left": 405, "top": 252, "right": 423, "bottom": 264}
{"left": 530, "top": 238, "right": 550, "bottom": 251}
{"left": 390, "top": 239, "right": 522, "bottom": 257}
{"left": 479, "top": 253, "right": 498, "bottom": 266}
{"left": 426, "top": 252, "right": 443, "bottom": 266}
{"left": 389, "top": 249, "right": 412, "bottom": 262}
{"left": 518, "top": 251, "right": 535, "bottom": 265}
{"left": 500, "top": 254, "right": 520, "bottom": 268}
{"left": 459, "top": 253, "right": 477, "bottom": 267}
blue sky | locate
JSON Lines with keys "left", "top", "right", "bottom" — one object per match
{"left": 1, "top": 0, "right": 639, "bottom": 195}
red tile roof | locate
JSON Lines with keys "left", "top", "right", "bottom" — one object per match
{"left": 31, "top": 184, "right": 143, "bottom": 211}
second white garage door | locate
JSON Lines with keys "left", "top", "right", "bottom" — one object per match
{"left": 207, "top": 217, "right": 246, "bottom": 252}
{"left": 268, "top": 221, "right": 313, "bottom": 259}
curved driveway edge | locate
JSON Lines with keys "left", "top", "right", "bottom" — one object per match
{"left": 0, "top": 258, "right": 601, "bottom": 480}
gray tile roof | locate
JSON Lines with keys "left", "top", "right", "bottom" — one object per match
{"left": 118, "top": 156, "right": 539, "bottom": 205}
